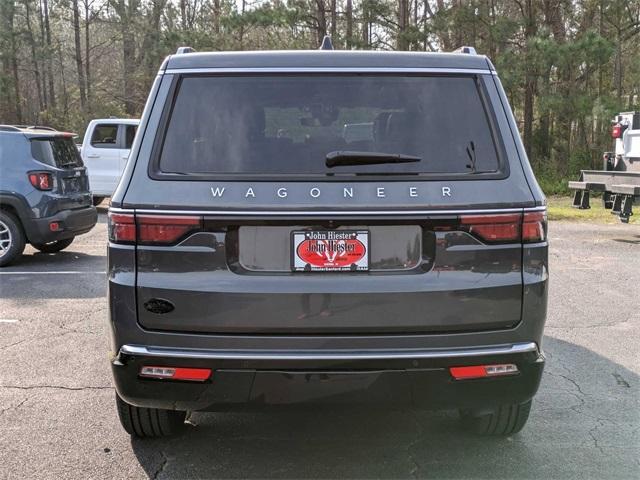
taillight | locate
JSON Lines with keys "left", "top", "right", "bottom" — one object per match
{"left": 137, "top": 215, "right": 202, "bottom": 244}
{"left": 108, "top": 212, "right": 135, "bottom": 243}
{"left": 460, "top": 213, "right": 521, "bottom": 243}
{"left": 28, "top": 172, "right": 53, "bottom": 190}
{"left": 108, "top": 212, "right": 202, "bottom": 245}
{"left": 459, "top": 211, "right": 547, "bottom": 244}
{"left": 611, "top": 123, "right": 625, "bottom": 138}
{"left": 522, "top": 211, "right": 547, "bottom": 243}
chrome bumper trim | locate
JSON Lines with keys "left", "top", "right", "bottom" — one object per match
{"left": 119, "top": 342, "right": 538, "bottom": 362}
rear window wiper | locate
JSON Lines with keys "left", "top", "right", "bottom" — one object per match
{"left": 326, "top": 151, "right": 422, "bottom": 168}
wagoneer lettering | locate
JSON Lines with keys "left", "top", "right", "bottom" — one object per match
{"left": 108, "top": 45, "right": 548, "bottom": 439}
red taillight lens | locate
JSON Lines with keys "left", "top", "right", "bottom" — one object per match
{"left": 611, "top": 124, "right": 623, "bottom": 138}
{"left": 107, "top": 212, "right": 202, "bottom": 245}
{"left": 139, "top": 366, "right": 211, "bottom": 382}
{"left": 137, "top": 215, "right": 202, "bottom": 244}
{"left": 460, "top": 213, "right": 521, "bottom": 243}
{"left": 28, "top": 172, "right": 53, "bottom": 190}
{"left": 108, "top": 212, "right": 135, "bottom": 243}
{"left": 522, "top": 211, "right": 547, "bottom": 243}
{"left": 450, "top": 364, "right": 518, "bottom": 380}
{"left": 459, "top": 212, "right": 547, "bottom": 244}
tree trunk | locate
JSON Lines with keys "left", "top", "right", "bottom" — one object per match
{"left": 38, "top": 0, "right": 48, "bottom": 109}
{"left": 213, "top": 0, "right": 220, "bottom": 34}
{"left": 43, "top": 0, "right": 55, "bottom": 109}
{"left": 85, "top": 0, "right": 91, "bottom": 111}
{"left": 330, "top": 0, "right": 337, "bottom": 38}
{"left": 72, "top": 0, "right": 87, "bottom": 112}
{"left": 315, "top": 0, "right": 327, "bottom": 47}
{"left": 522, "top": 0, "right": 537, "bottom": 157}
{"left": 346, "top": 0, "right": 354, "bottom": 49}
{"left": 397, "top": 0, "right": 409, "bottom": 50}
{"left": 24, "top": 0, "right": 45, "bottom": 114}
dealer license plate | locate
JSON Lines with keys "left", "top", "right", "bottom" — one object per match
{"left": 291, "top": 230, "right": 369, "bottom": 272}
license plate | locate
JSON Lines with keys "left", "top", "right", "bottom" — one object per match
{"left": 291, "top": 230, "right": 369, "bottom": 272}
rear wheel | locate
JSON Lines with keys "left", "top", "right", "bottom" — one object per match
{"left": 0, "top": 210, "right": 26, "bottom": 267}
{"left": 115, "top": 393, "right": 187, "bottom": 438}
{"left": 460, "top": 400, "right": 532, "bottom": 436}
{"left": 32, "top": 237, "right": 74, "bottom": 253}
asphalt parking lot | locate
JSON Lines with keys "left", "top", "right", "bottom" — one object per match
{"left": 0, "top": 211, "right": 638, "bottom": 480}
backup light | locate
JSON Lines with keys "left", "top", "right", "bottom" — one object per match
{"left": 450, "top": 363, "right": 518, "bottom": 380}
{"left": 139, "top": 366, "right": 211, "bottom": 382}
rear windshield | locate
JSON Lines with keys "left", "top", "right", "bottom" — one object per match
{"left": 31, "top": 137, "right": 83, "bottom": 169}
{"left": 158, "top": 75, "right": 500, "bottom": 176}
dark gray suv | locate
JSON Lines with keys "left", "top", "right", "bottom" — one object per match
{"left": 108, "top": 47, "right": 548, "bottom": 438}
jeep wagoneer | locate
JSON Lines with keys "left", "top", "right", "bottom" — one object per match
{"left": 108, "top": 45, "right": 548, "bottom": 437}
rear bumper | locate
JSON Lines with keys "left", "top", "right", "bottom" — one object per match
{"left": 26, "top": 206, "right": 97, "bottom": 244}
{"left": 112, "top": 342, "right": 545, "bottom": 412}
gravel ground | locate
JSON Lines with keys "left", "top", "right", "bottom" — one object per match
{"left": 0, "top": 215, "right": 638, "bottom": 480}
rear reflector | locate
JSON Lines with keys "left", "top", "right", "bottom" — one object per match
{"left": 450, "top": 364, "right": 519, "bottom": 380}
{"left": 139, "top": 366, "right": 211, "bottom": 382}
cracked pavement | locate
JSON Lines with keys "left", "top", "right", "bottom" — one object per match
{"left": 0, "top": 214, "right": 638, "bottom": 479}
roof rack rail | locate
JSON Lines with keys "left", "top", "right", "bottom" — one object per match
{"left": 176, "top": 46, "right": 195, "bottom": 54}
{"left": 452, "top": 46, "right": 477, "bottom": 55}
{"left": 0, "top": 125, "right": 57, "bottom": 132}
{"left": 319, "top": 35, "right": 334, "bottom": 50}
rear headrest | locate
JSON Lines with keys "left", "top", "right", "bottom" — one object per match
{"left": 373, "top": 112, "right": 393, "bottom": 142}
{"left": 385, "top": 112, "right": 417, "bottom": 140}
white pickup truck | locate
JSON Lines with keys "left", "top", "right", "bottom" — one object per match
{"left": 80, "top": 118, "right": 140, "bottom": 205}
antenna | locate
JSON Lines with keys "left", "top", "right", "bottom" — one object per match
{"left": 319, "top": 36, "right": 334, "bottom": 50}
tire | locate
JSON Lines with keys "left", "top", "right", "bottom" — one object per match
{"left": 115, "top": 393, "right": 187, "bottom": 438}
{"left": 92, "top": 196, "right": 105, "bottom": 206}
{"left": 460, "top": 400, "right": 532, "bottom": 436}
{"left": 32, "top": 237, "right": 74, "bottom": 253}
{"left": 0, "top": 210, "right": 26, "bottom": 267}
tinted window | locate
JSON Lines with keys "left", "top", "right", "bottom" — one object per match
{"left": 31, "top": 137, "right": 84, "bottom": 168}
{"left": 159, "top": 75, "right": 500, "bottom": 176}
{"left": 91, "top": 124, "right": 118, "bottom": 148}
{"left": 125, "top": 125, "right": 137, "bottom": 149}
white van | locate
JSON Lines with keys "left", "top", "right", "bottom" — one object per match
{"left": 80, "top": 118, "right": 140, "bottom": 204}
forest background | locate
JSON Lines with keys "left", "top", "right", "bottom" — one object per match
{"left": 1, "top": 0, "right": 639, "bottom": 193}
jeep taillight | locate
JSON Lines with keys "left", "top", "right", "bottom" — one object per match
{"left": 28, "top": 172, "right": 53, "bottom": 190}
{"left": 459, "top": 211, "right": 547, "bottom": 244}
{"left": 108, "top": 212, "right": 202, "bottom": 245}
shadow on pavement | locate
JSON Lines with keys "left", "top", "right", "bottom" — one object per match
{"left": 129, "top": 336, "right": 639, "bottom": 479}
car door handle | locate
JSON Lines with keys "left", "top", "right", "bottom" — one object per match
{"left": 86, "top": 154, "right": 99, "bottom": 158}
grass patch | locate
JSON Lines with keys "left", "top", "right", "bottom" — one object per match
{"left": 546, "top": 196, "right": 638, "bottom": 224}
